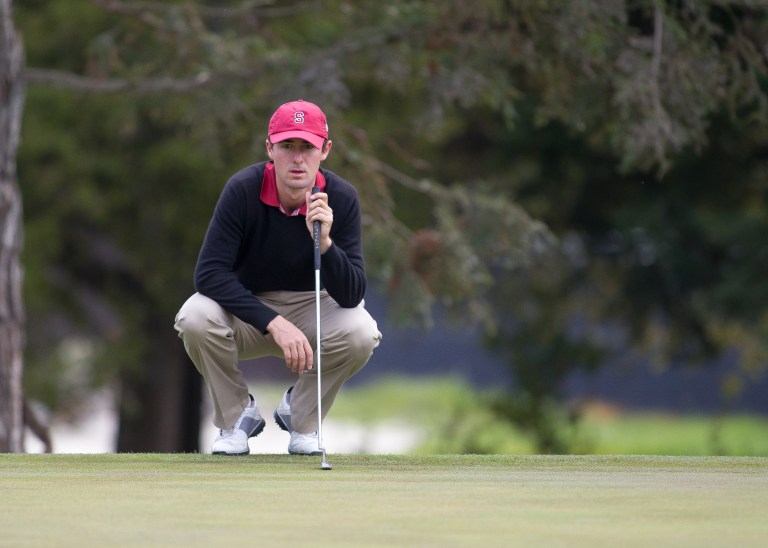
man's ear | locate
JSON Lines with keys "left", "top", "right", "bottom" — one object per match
{"left": 321, "top": 140, "right": 332, "bottom": 160}
{"left": 265, "top": 139, "right": 273, "bottom": 158}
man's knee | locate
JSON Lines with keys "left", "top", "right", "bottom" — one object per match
{"left": 332, "top": 310, "right": 381, "bottom": 363}
{"left": 174, "top": 293, "right": 228, "bottom": 340}
{"left": 350, "top": 321, "right": 381, "bottom": 358}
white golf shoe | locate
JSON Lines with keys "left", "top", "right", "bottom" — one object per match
{"left": 288, "top": 431, "right": 322, "bottom": 456}
{"left": 211, "top": 394, "right": 265, "bottom": 456}
{"left": 273, "top": 386, "right": 293, "bottom": 432}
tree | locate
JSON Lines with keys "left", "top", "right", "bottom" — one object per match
{"left": 0, "top": 0, "right": 25, "bottom": 452}
{"left": 9, "top": 0, "right": 551, "bottom": 452}
{"left": 6, "top": 0, "right": 768, "bottom": 454}
{"left": 338, "top": 1, "right": 768, "bottom": 451}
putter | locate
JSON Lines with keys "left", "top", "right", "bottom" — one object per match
{"left": 312, "top": 186, "right": 332, "bottom": 471}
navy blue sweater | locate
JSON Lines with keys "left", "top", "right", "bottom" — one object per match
{"left": 194, "top": 162, "right": 367, "bottom": 332}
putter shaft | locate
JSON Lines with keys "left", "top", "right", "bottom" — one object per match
{"left": 312, "top": 186, "right": 331, "bottom": 470}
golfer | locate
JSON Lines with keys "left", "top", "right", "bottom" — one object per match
{"left": 174, "top": 100, "right": 382, "bottom": 456}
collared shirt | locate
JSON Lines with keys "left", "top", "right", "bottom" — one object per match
{"left": 259, "top": 162, "right": 327, "bottom": 216}
{"left": 194, "top": 162, "right": 365, "bottom": 332}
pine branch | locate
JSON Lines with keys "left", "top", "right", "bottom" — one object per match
{"left": 23, "top": 67, "right": 212, "bottom": 93}
{"left": 94, "top": 0, "right": 319, "bottom": 20}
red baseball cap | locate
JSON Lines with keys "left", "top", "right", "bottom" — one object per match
{"left": 268, "top": 100, "right": 329, "bottom": 149}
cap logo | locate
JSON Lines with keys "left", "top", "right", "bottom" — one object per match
{"left": 294, "top": 111, "right": 305, "bottom": 124}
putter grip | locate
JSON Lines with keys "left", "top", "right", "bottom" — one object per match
{"left": 312, "top": 186, "right": 321, "bottom": 270}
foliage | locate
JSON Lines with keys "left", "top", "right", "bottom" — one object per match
{"left": 12, "top": 0, "right": 768, "bottom": 450}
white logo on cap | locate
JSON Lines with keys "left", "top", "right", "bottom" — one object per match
{"left": 294, "top": 112, "right": 305, "bottom": 124}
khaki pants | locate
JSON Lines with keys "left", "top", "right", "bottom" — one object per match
{"left": 174, "top": 291, "right": 381, "bottom": 434}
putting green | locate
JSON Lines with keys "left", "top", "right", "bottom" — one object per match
{"left": 1, "top": 454, "right": 766, "bottom": 546}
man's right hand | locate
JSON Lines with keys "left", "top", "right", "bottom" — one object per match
{"left": 266, "top": 315, "right": 314, "bottom": 373}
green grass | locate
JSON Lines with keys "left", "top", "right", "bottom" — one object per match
{"left": 330, "top": 378, "right": 768, "bottom": 455}
{"left": 577, "top": 413, "right": 768, "bottom": 456}
{"left": 1, "top": 454, "right": 767, "bottom": 547}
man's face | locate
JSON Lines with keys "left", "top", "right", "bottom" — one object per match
{"left": 267, "top": 138, "right": 331, "bottom": 193}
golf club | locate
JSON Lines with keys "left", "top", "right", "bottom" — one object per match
{"left": 312, "top": 186, "right": 332, "bottom": 471}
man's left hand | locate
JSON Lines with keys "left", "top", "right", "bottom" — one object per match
{"left": 305, "top": 190, "right": 333, "bottom": 253}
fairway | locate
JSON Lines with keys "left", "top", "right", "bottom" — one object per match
{"left": 1, "top": 454, "right": 766, "bottom": 547}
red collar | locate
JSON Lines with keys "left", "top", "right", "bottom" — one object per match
{"left": 260, "top": 162, "right": 327, "bottom": 216}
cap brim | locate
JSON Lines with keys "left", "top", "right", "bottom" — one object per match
{"left": 269, "top": 130, "right": 326, "bottom": 150}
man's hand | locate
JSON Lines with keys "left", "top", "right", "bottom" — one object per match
{"left": 305, "top": 190, "right": 333, "bottom": 253}
{"left": 267, "top": 315, "right": 313, "bottom": 373}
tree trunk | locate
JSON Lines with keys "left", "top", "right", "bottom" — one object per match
{"left": 0, "top": 0, "right": 25, "bottom": 453}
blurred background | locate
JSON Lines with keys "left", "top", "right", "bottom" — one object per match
{"left": 4, "top": 0, "right": 768, "bottom": 455}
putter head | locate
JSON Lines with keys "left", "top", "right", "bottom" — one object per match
{"left": 321, "top": 448, "right": 332, "bottom": 470}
